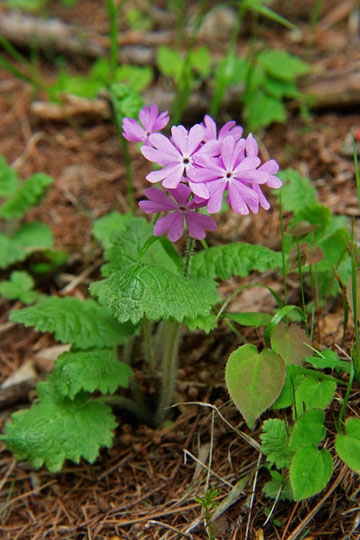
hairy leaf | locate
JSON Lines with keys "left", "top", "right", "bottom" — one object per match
{"left": 336, "top": 418, "right": 360, "bottom": 474}
{"left": 278, "top": 169, "right": 318, "bottom": 213}
{"left": 90, "top": 264, "right": 220, "bottom": 324}
{"left": 258, "top": 50, "right": 310, "bottom": 82}
{"left": 0, "top": 222, "right": 53, "bottom": 269}
{"left": 0, "top": 173, "right": 53, "bottom": 219}
{"left": 0, "top": 271, "right": 40, "bottom": 303}
{"left": 261, "top": 418, "right": 292, "bottom": 468}
{"left": 101, "top": 217, "right": 182, "bottom": 276}
{"left": 295, "top": 376, "right": 336, "bottom": 415}
{"left": 0, "top": 375, "right": 116, "bottom": 472}
{"left": 183, "top": 312, "right": 216, "bottom": 333}
{"left": 191, "top": 242, "right": 281, "bottom": 281}
{"left": 92, "top": 212, "right": 134, "bottom": 249}
{"left": 306, "top": 349, "right": 351, "bottom": 373}
{"left": 290, "top": 445, "right": 332, "bottom": 501}
{"left": 0, "top": 155, "right": 19, "bottom": 197}
{"left": 271, "top": 323, "right": 311, "bottom": 366}
{"left": 263, "top": 470, "right": 293, "bottom": 501}
{"left": 225, "top": 344, "right": 286, "bottom": 429}
{"left": 54, "top": 349, "right": 133, "bottom": 398}
{"left": 10, "top": 296, "right": 136, "bottom": 348}
{"left": 246, "top": 89, "right": 286, "bottom": 131}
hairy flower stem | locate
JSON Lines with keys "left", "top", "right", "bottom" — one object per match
{"left": 143, "top": 318, "right": 156, "bottom": 371}
{"left": 121, "top": 137, "right": 135, "bottom": 215}
{"left": 183, "top": 236, "right": 196, "bottom": 278}
{"left": 155, "top": 320, "right": 182, "bottom": 426}
{"left": 154, "top": 237, "right": 195, "bottom": 426}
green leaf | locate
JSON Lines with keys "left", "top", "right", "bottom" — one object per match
{"left": 271, "top": 367, "right": 305, "bottom": 409}
{"left": 189, "top": 46, "right": 211, "bottom": 78}
{"left": 90, "top": 264, "right": 220, "bottom": 324}
{"left": 271, "top": 323, "right": 311, "bottom": 366}
{"left": 261, "top": 418, "right": 292, "bottom": 468}
{"left": 110, "top": 82, "right": 144, "bottom": 122}
{"left": 246, "top": 89, "right": 287, "bottom": 131}
{"left": 263, "top": 470, "right": 293, "bottom": 501}
{"left": 54, "top": 349, "right": 133, "bottom": 399}
{"left": 295, "top": 376, "right": 336, "bottom": 415}
{"left": 258, "top": 50, "right": 310, "bottom": 82}
{"left": 278, "top": 169, "right": 318, "bottom": 213}
{"left": 0, "top": 375, "right": 116, "bottom": 472}
{"left": 0, "top": 173, "right": 53, "bottom": 219}
{"left": 101, "top": 217, "right": 181, "bottom": 276}
{"left": 0, "top": 155, "right": 19, "bottom": 197}
{"left": 316, "top": 228, "right": 350, "bottom": 271}
{"left": 306, "top": 349, "right": 351, "bottom": 373}
{"left": 263, "top": 76, "right": 300, "bottom": 99}
{"left": 0, "top": 222, "right": 54, "bottom": 269}
{"left": 156, "top": 46, "right": 184, "bottom": 81}
{"left": 225, "top": 344, "right": 286, "bottom": 429}
{"left": 93, "top": 212, "right": 136, "bottom": 249}
{"left": 191, "top": 242, "right": 281, "bottom": 281}
{"left": 0, "top": 271, "right": 40, "bottom": 303}
{"left": 10, "top": 297, "right": 136, "bottom": 349}
{"left": 290, "top": 445, "right": 332, "bottom": 501}
{"left": 289, "top": 409, "right": 326, "bottom": 452}
{"left": 242, "top": 0, "right": 296, "bottom": 29}
{"left": 336, "top": 418, "right": 360, "bottom": 473}
{"left": 290, "top": 205, "right": 331, "bottom": 240}
{"left": 114, "top": 64, "right": 153, "bottom": 92}
{"left": 226, "top": 312, "right": 272, "bottom": 327}
{"left": 183, "top": 312, "right": 216, "bottom": 333}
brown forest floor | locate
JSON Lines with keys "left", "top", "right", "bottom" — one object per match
{"left": 1, "top": 1, "right": 360, "bottom": 539}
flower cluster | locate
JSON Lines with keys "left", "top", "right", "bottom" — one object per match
{"left": 122, "top": 107, "right": 282, "bottom": 242}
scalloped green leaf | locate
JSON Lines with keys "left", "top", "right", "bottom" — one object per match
{"left": 278, "top": 169, "right": 318, "bottom": 213}
{"left": 261, "top": 418, "right": 292, "bottom": 469}
{"left": 0, "top": 271, "right": 40, "bottom": 303}
{"left": 0, "top": 173, "right": 53, "bottom": 219}
{"left": 336, "top": 418, "right": 360, "bottom": 474}
{"left": 290, "top": 445, "right": 332, "bottom": 501}
{"left": 183, "top": 312, "right": 216, "bottom": 333}
{"left": 227, "top": 312, "right": 272, "bottom": 327}
{"left": 90, "top": 264, "right": 220, "bottom": 324}
{"left": 10, "top": 297, "right": 136, "bottom": 348}
{"left": 92, "top": 212, "right": 135, "bottom": 250}
{"left": 0, "top": 155, "right": 19, "bottom": 197}
{"left": 225, "top": 344, "right": 286, "bottom": 429}
{"left": 0, "top": 375, "right": 117, "bottom": 472}
{"left": 258, "top": 50, "right": 310, "bottom": 82}
{"left": 263, "top": 470, "right": 293, "bottom": 501}
{"left": 191, "top": 243, "right": 281, "bottom": 281}
{"left": 54, "top": 349, "right": 133, "bottom": 399}
{"left": 0, "top": 222, "right": 54, "bottom": 269}
{"left": 101, "top": 217, "right": 181, "bottom": 277}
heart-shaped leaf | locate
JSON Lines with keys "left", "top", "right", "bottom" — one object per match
{"left": 336, "top": 418, "right": 360, "bottom": 473}
{"left": 290, "top": 445, "right": 333, "bottom": 501}
{"left": 225, "top": 344, "right": 286, "bottom": 429}
{"left": 271, "top": 323, "right": 312, "bottom": 366}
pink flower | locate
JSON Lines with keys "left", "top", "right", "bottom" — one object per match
{"left": 139, "top": 185, "right": 217, "bottom": 242}
{"left": 122, "top": 104, "right": 169, "bottom": 145}
{"left": 141, "top": 124, "right": 209, "bottom": 199}
{"left": 201, "top": 114, "right": 243, "bottom": 144}
{"left": 188, "top": 135, "right": 265, "bottom": 214}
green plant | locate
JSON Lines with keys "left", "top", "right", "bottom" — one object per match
{"left": 0, "top": 156, "right": 54, "bottom": 271}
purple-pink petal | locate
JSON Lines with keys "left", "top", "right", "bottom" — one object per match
{"left": 252, "top": 183, "right": 270, "bottom": 210}
{"left": 171, "top": 125, "right": 189, "bottom": 155}
{"left": 141, "top": 145, "right": 179, "bottom": 166}
{"left": 154, "top": 212, "right": 184, "bottom": 242}
{"left": 167, "top": 183, "right": 191, "bottom": 206}
{"left": 139, "top": 187, "right": 178, "bottom": 213}
{"left": 206, "top": 180, "right": 227, "bottom": 214}
{"left": 153, "top": 110, "right": 169, "bottom": 131}
{"left": 122, "top": 118, "right": 146, "bottom": 142}
{"left": 185, "top": 211, "right": 217, "bottom": 240}
{"left": 148, "top": 133, "right": 181, "bottom": 159}
{"left": 245, "top": 133, "right": 259, "bottom": 157}
{"left": 161, "top": 164, "right": 186, "bottom": 189}
{"left": 188, "top": 179, "right": 210, "bottom": 199}
{"left": 186, "top": 124, "right": 205, "bottom": 155}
